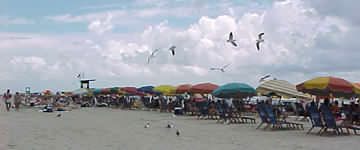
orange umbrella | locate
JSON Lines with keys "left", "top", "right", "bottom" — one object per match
{"left": 190, "top": 83, "right": 219, "bottom": 94}
{"left": 176, "top": 84, "right": 192, "bottom": 94}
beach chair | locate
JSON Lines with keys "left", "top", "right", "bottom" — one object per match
{"left": 233, "top": 101, "right": 256, "bottom": 124}
{"left": 320, "top": 109, "right": 347, "bottom": 135}
{"left": 216, "top": 103, "right": 225, "bottom": 123}
{"left": 263, "top": 103, "right": 291, "bottom": 129}
{"left": 256, "top": 103, "right": 271, "bottom": 129}
{"left": 306, "top": 105, "right": 324, "bottom": 134}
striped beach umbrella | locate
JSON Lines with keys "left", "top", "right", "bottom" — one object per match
{"left": 296, "top": 77, "right": 354, "bottom": 98}
{"left": 257, "top": 80, "right": 310, "bottom": 100}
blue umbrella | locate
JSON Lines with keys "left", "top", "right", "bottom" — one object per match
{"left": 137, "top": 86, "right": 161, "bottom": 95}
{"left": 212, "top": 83, "right": 257, "bottom": 98}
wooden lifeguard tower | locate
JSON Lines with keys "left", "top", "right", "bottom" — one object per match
{"left": 80, "top": 79, "right": 96, "bottom": 89}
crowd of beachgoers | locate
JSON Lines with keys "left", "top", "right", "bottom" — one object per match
{"left": 2, "top": 88, "right": 360, "bottom": 136}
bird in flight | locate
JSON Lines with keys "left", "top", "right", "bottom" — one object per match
{"left": 147, "top": 49, "right": 160, "bottom": 64}
{"left": 210, "top": 64, "right": 231, "bottom": 72}
{"left": 259, "top": 74, "right": 271, "bottom": 82}
{"left": 227, "top": 32, "right": 237, "bottom": 47}
{"left": 169, "top": 46, "right": 176, "bottom": 56}
{"left": 256, "top": 33, "right": 265, "bottom": 51}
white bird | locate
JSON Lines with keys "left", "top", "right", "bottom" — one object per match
{"left": 169, "top": 46, "right": 176, "bottom": 56}
{"left": 176, "top": 129, "right": 180, "bottom": 136}
{"left": 259, "top": 74, "right": 271, "bottom": 82}
{"left": 256, "top": 33, "right": 265, "bottom": 51}
{"left": 144, "top": 121, "right": 150, "bottom": 128}
{"left": 210, "top": 64, "right": 231, "bottom": 72}
{"left": 167, "top": 123, "right": 174, "bottom": 128}
{"left": 227, "top": 32, "right": 237, "bottom": 47}
{"left": 147, "top": 49, "right": 160, "bottom": 64}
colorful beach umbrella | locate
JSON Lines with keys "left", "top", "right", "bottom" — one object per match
{"left": 353, "top": 83, "right": 360, "bottom": 96}
{"left": 90, "top": 88, "right": 103, "bottom": 95}
{"left": 176, "top": 84, "right": 192, "bottom": 94}
{"left": 257, "top": 80, "right": 310, "bottom": 100}
{"left": 120, "top": 87, "right": 145, "bottom": 96}
{"left": 296, "top": 77, "right": 354, "bottom": 98}
{"left": 110, "top": 87, "right": 126, "bottom": 95}
{"left": 212, "top": 83, "right": 257, "bottom": 98}
{"left": 137, "top": 86, "right": 161, "bottom": 95}
{"left": 153, "top": 85, "right": 176, "bottom": 95}
{"left": 101, "top": 88, "right": 112, "bottom": 95}
{"left": 73, "top": 88, "right": 92, "bottom": 96}
{"left": 190, "top": 83, "right": 219, "bottom": 94}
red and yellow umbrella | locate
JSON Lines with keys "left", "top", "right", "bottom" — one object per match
{"left": 296, "top": 77, "right": 354, "bottom": 98}
{"left": 353, "top": 83, "right": 360, "bottom": 96}
{"left": 190, "top": 83, "right": 219, "bottom": 94}
{"left": 176, "top": 84, "right": 192, "bottom": 94}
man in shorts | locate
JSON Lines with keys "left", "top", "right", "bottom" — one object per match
{"left": 3, "top": 89, "right": 12, "bottom": 111}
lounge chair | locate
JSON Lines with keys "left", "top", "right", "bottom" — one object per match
{"left": 306, "top": 105, "right": 324, "bottom": 134}
{"left": 263, "top": 103, "right": 292, "bottom": 129}
{"left": 320, "top": 108, "right": 348, "bottom": 135}
{"left": 256, "top": 103, "right": 271, "bottom": 129}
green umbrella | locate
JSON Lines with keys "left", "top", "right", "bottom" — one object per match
{"left": 90, "top": 88, "right": 103, "bottom": 95}
{"left": 212, "top": 83, "right": 257, "bottom": 98}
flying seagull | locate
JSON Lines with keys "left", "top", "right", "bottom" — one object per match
{"left": 210, "top": 64, "right": 231, "bottom": 72}
{"left": 147, "top": 49, "right": 160, "bottom": 64}
{"left": 169, "top": 46, "right": 176, "bottom": 56}
{"left": 256, "top": 33, "right": 264, "bottom": 51}
{"left": 227, "top": 32, "right": 237, "bottom": 47}
{"left": 259, "top": 74, "right": 271, "bottom": 82}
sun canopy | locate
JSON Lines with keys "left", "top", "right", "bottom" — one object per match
{"left": 190, "top": 83, "right": 219, "bottom": 94}
{"left": 153, "top": 85, "right": 176, "bottom": 95}
{"left": 213, "top": 83, "right": 257, "bottom": 98}
{"left": 296, "top": 76, "right": 354, "bottom": 98}
{"left": 257, "top": 80, "right": 310, "bottom": 100}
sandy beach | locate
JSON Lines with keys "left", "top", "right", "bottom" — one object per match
{"left": 0, "top": 106, "right": 358, "bottom": 150}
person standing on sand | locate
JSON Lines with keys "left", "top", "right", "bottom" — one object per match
{"left": 3, "top": 89, "right": 12, "bottom": 111}
{"left": 14, "top": 92, "right": 21, "bottom": 111}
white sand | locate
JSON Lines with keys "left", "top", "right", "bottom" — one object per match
{"left": 1, "top": 107, "right": 359, "bottom": 150}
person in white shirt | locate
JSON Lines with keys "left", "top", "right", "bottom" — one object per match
{"left": 3, "top": 89, "right": 12, "bottom": 111}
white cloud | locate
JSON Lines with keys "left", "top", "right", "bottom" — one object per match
{"left": 88, "top": 13, "right": 113, "bottom": 34}
{"left": 2, "top": 0, "right": 360, "bottom": 92}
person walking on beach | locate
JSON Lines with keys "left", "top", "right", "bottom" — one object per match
{"left": 3, "top": 89, "right": 12, "bottom": 111}
{"left": 14, "top": 92, "right": 21, "bottom": 111}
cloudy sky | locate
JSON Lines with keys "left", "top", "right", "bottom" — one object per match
{"left": 1, "top": 0, "right": 359, "bottom": 92}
